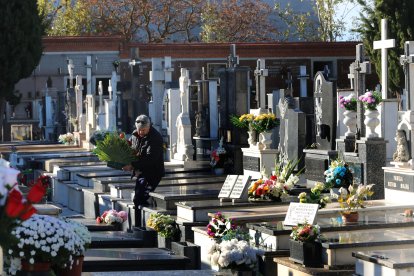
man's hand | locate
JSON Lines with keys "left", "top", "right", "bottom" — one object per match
{"left": 122, "top": 164, "right": 133, "bottom": 171}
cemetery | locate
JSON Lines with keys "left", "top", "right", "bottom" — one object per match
{"left": 3, "top": 1, "right": 414, "bottom": 275}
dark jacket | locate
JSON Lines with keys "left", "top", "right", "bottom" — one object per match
{"left": 130, "top": 126, "right": 165, "bottom": 185}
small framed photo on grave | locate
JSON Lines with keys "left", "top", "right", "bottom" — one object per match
{"left": 10, "top": 124, "right": 32, "bottom": 141}
{"left": 283, "top": 202, "right": 319, "bottom": 227}
{"left": 218, "top": 175, "right": 238, "bottom": 201}
{"left": 207, "top": 63, "right": 227, "bottom": 79}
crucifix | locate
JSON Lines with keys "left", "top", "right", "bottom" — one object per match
{"left": 400, "top": 42, "right": 414, "bottom": 111}
{"left": 254, "top": 59, "right": 268, "bottom": 109}
{"left": 373, "top": 19, "right": 396, "bottom": 99}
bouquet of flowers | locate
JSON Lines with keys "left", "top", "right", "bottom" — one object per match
{"left": 8, "top": 215, "right": 84, "bottom": 275}
{"left": 210, "top": 138, "right": 227, "bottom": 169}
{"left": 251, "top": 113, "right": 279, "bottom": 133}
{"left": 290, "top": 222, "right": 321, "bottom": 243}
{"left": 273, "top": 157, "right": 304, "bottom": 189}
{"left": 330, "top": 183, "right": 374, "bottom": 213}
{"left": 248, "top": 177, "right": 287, "bottom": 201}
{"left": 147, "top": 213, "right": 181, "bottom": 240}
{"left": 207, "top": 238, "right": 262, "bottom": 271}
{"left": 0, "top": 159, "right": 46, "bottom": 249}
{"left": 358, "top": 91, "right": 382, "bottom": 111}
{"left": 206, "top": 212, "right": 235, "bottom": 240}
{"left": 298, "top": 182, "right": 331, "bottom": 209}
{"left": 93, "top": 132, "right": 138, "bottom": 170}
{"left": 339, "top": 93, "right": 357, "bottom": 111}
{"left": 96, "top": 209, "right": 127, "bottom": 225}
{"left": 324, "top": 158, "right": 353, "bottom": 189}
{"left": 230, "top": 113, "right": 255, "bottom": 130}
{"left": 58, "top": 132, "right": 75, "bottom": 145}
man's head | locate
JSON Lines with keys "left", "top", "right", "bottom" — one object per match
{"left": 135, "top": 114, "right": 150, "bottom": 137}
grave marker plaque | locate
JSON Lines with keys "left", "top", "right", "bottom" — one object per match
{"left": 243, "top": 156, "right": 260, "bottom": 172}
{"left": 218, "top": 175, "right": 238, "bottom": 198}
{"left": 283, "top": 202, "right": 319, "bottom": 226}
{"left": 384, "top": 171, "right": 414, "bottom": 192}
{"left": 229, "top": 175, "right": 252, "bottom": 200}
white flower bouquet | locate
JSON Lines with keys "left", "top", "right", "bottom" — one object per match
{"left": 207, "top": 238, "right": 263, "bottom": 271}
{"left": 58, "top": 133, "right": 75, "bottom": 145}
{"left": 64, "top": 219, "right": 91, "bottom": 256}
{"left": 8, "top": 215, "right": 84, "bottom": 275}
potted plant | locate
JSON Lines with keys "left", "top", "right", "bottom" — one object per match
{"left": 298, "top": 182, "right": 331, "bottom": 209}
{"left": 146, "top": 213, "right": 181, "bottom": 249}
{"left": 210, "top": 138, "right": 227, "bottom": 175}
{"left": 358, "top": 90, "right": 382, "bottom": 138}
{"left": 330, "top": 183, "right": 375, "bottom": 223}
{"left": 7, "top": 215, "right": 84, "bottom": 275}
{"left": 339, "top": 93, "right": 357, "bottom": 136}
{"left": 289, "top": 222, "right": 322, "bottom": 267}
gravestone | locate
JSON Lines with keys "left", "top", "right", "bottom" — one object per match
{"left": 229, "top": 175, "right": 252, "bottom": 202}
{"left": 96, "top": 81, "right": 106, "bottom": 130}
{"left": 219, "top": 44, "right": 250, "bottom": 174}
{"left": 384, "top": 41, "right": 414, "bottom": 203}
{"left": 75, "top": 75, "right": 85, "bottom": 132}
{"left": 304, "top": 71, "right": 338, "bottom": 184}
{"left": 217, "top": 174, "right": 238, "bottom": 201}
{"left": 166, "top": 88, "right": 181, "bottom": 161}
{"left": 104, "top": 79, "right": 116, "bottom": 131}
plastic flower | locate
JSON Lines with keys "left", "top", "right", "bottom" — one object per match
{"left": 251, "top": 113, "right": 279, "bottom": 133}
{"left": 324, "top": 157, "right": 353, "bottom": 189}
{"left": 230, "top": 114, "right": 255, "bottom": 130}
{"left": 96, "top": 210, "right": 127, "bottom": 225}
{"left": 247, "top": 178, "right": 288, "bottom": 200}
{"left": 290, "top": 223, "right": 320, "bottom": 242}
{"left": 358, "top": 91, "right": 382, "bottom": 111}
{"left": 298, "top": 181, "right": 331, "bottom": 209}
{"left": 332, "top": 183, "right": 375, "bottom": 212}
{"left": 339, "top": 93, "right": 357, "bottom": 111}
{"left": 206, "top": 212, "right": 235, "bottom": 240}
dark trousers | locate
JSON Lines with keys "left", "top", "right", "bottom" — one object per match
{"left": 133, "top": 177, "right": 157, "bottom": 227}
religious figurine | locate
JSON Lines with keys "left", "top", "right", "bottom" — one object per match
{"left": 195, "top": 111, "right": 202, "bottom": 137}
{"left": 393, "top": 130, "right": 410, "bottom": 162}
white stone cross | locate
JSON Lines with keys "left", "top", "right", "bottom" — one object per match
{"left": 254, "top": 59, "right": 268, "bottom": 109}
{"left": 373, "top": 19, "right": 396, "bottom": 99}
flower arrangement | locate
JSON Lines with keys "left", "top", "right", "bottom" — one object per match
{"left": 58, "top": 132, "right": 75, "bottom": 145}
{"left": 0, "top": 159, "right": 46, "bottom": 249}
{"left": 298, "top": 182, "right": 331, "bottom": 209}
{"left": 146, "top": 213, "right": 181, "bottom": 240}
{"left": 251, "top": 113, "right": 279, "bottom": 133}
{"left": 273, "top": 157, "right": 304, "bottom": 188}
{"left": 339, "top": 93, "right": 357, "bottom": 111}
{"left": 230, "top": 113, "right": 255, "bottom": 130}
{"left": 206, "top": 212, "right": 235, "bottom": 240}
{"left": 8, "top": 215, "right": 85, "bottom": 275}
{"left": 324, "top": 158, "right": 353, "bottom": 189}
{"left": 207, "top": 239, "right": 262, "bottom": 271}
{"left": 290, "top": 222, "right": 321, "bottom": 243}
{"left": 358, "top": 91, "right": 382, "bottom": 111}
{"left": 330, "top": 183, "right": 374, "bottom": 213}
{"left": 96, "top": 209, "right": 127, "bottom": 225}
{"left": 210, "top": 138, "right": 227, "bottom": 169}
{"left": 248, "top": 177, "right": 287, "bottom": 201}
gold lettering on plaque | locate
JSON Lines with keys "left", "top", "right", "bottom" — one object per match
{"left": 393, "top": 175, "right": 403, "bottom": 182}
{"left": 388, "top": 182, "right": 397, "bottom": 188}
{"left": 401, "top": 183, "right": 410, "bottom": 190}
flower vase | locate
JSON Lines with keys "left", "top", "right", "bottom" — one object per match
{"left": 21, "top": 260, "right": 52, "bottom": 273}
{"left": 247, "top": 129, "right": 257, "bottom": 148}
{"left": 158, "top": 235, "right": 172, "bottom": 249}
{"left": 289, "top": 240, "right": 322, "bottom": 267}
{"left": 259, "top": 131, "right": 272, "bottom": 150}
{"left": 343, "top": 110, "right": 357, "bottom": 137}
{"left": 364, "top": 109, "right": 380, "bottom": 138}
{"left": 55, "top": 255, "right": 84, "bottom": 276}
{"left": 341, "top": 211, "right": 359, "bottom": 224}
{"left": 214, "top": 167, "right": 225, "bottom": 175}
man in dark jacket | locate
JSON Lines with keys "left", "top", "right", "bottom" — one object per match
{"left": 122, "top": 114, "right": 165, "bottom": 225}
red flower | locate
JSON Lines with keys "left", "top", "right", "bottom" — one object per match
{"left": 27, "top": 182, "right": 46, "bottom": 203}
{"left": 96, "top": 216, "right": 103, "bottom": 223}
{"left": 270, "top": 175, "right": 277, "bottom": 181}
{"left": 20, "top": 206, "right": 36, "bottom": 220}
{"left": 5, "top": 189, "right": 25, "bottom": 218}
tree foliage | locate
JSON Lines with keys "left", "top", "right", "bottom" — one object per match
{"left": 356, "top": 0, "right": 414, "bottom": 96}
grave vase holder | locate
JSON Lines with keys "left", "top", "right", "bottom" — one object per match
{"left": 247, "top": 129, "right": 257, "bottom": 148}
{"left": 289, "top": 239, "right": 322, "bottom": 267}
{"left": 343, "top": 110, "right": 357, "bottom": 137}
{"left": 157, "top": 235, "right": 172, "bottom": 249}
{"left": 341, "top": 211, "right": 359, "bottom": 224}
{"left": 21, "top": 260, "right": 52, "bottom": 274}
{"left": 364, "top": 109, "right": 380, "bottom": 138}
{"left": 259, "top": 131, "right": 272, "bottom": 150}
{"left": 55, "top": 255, "right": 84, "bottom": 276}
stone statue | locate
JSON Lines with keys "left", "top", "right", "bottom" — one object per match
{"left": 393, "top": 130, "right": 410, "bottom": 162}
{"left": 194, "top": 112, "right": 201, "bottom": 137}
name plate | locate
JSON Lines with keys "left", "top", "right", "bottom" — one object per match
{"left": 243, "top": 156, "right": 260, "bottom": 172}
{"left": 229, "top": 175, "right": 252, "bottom": 200}
{"left": 384, "top": 171, "right": 414, "bottom": 192}
{"left": 218, "top": 175, "right": 238, "bottom": 198}
{"left": 283, "top": 202, "right": 319, "bottom": 226}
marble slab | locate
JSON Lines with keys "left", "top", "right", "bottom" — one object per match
{"left": 40, "top": 156, "right": 101, "bottom": 171}
{"left": 75, "top": 170, "right": 130, "bottom": 187}
{"left": 275, "top": 257, "right": 354, "bottom": 276}
{"left": 90, "top": 231, "right": 144, "bottom": 248}
{"left": 56, "top": 165, "right": 110, "bottom": 181}
{"left": 34, "top": 203, "right": 62, "bottom": 216}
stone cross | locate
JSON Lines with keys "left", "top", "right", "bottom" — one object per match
{"left": 373, "top": 18, "right": 396, "bottom": 99}
{"left": 297, "top": 65, "right": 309, "bottom": 97}
{"left": 254, "top": 59, "right": 268, "bottom": 109}
{"left": 98, "top": 81, "right": 104, "bottom": 113}
{"left": 67, "top": 59, "right": 74, "bottom": 89}
{"left": 323, "top": 65, "right": 330, "bottom": 78}
{"left": 75, "top": 75, "right": 83, "bottom": 120}
{"left": 400, "top": 41, "right": 414, "bottom": 110}
{"left": 227, "top": 44, "right": 239, "bottom": 68}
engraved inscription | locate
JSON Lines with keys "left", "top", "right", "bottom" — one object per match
{"left": 387, "top": 182, "right": 397, "bottom": 188}
{"left": 401, "top": 183, "right": 410, "bottom": 190}
{"left": 394, "top": 175, "right": 403, "bottom": 182}
{"left": 243, "top": 156, "right": 260, "bottom": 172}
{"left": 384, "top": 171, "right": 414, "bottom": 192}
